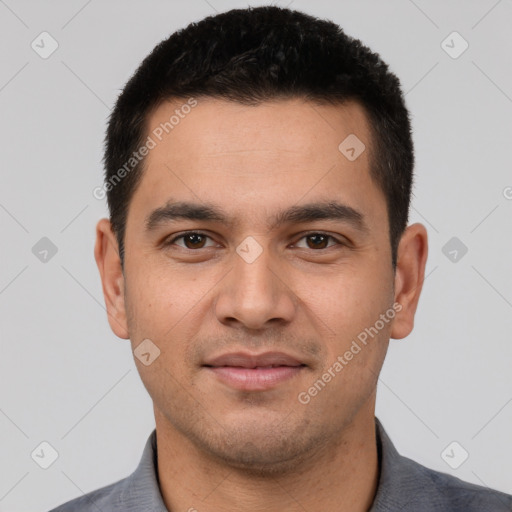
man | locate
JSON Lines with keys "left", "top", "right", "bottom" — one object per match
{"left": 50, "top": 5, "right": 512, "bottom": 512}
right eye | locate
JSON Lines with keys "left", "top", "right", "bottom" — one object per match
{"left": 163, "top": 231, "right": 217, "bottom": 250}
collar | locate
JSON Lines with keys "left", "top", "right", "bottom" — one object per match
{"left": 119, "top": 416, "right": 422, "bottom": 511}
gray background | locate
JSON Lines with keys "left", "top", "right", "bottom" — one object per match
{"left": 1, "top": 0, "right": 511, "bottom": 510}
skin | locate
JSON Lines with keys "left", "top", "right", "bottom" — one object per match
{"left": 95, "top": 97, "right": 428, "bottom": 512}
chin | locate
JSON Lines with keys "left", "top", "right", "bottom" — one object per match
{"left": 189, "top": 414, "right": 329, "bottom": 476}
{"left": 207, "top": 438, "right": 308, "bottom": 476}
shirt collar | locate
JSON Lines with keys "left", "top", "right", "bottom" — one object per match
{"left": 119, "top": 428, "right": 168, "bottom": 511}
{"left": 120, "top": 416, "right": 413, "bottom": 511}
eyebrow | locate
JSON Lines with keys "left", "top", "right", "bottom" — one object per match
{"left": 144, "top": 199, "right": 368, "bottom": 234}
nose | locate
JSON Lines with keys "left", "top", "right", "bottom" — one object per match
{"left": 214, "top": 240, "right": 297, "bottom": 330}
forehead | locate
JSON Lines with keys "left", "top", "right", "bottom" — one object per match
{"left": 146, "top": 96, "right": 372, "bottom": 164}
{"left": 129, "top": 97, "right": 386, "bottom": 232}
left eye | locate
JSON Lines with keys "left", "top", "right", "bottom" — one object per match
{"left": 294, "top": 233, "right": 340, "bottom": 250}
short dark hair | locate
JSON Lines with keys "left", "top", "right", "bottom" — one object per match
{"left": 103, "top": 5, "right": 414, "bottom": 269}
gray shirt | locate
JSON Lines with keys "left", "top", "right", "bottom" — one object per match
{"left": 48, "top": 417, "right": 512, "bottom": 511}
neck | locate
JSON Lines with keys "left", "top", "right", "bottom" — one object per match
{"left": 155, "top": 403, "right": 380, "bottom": 512}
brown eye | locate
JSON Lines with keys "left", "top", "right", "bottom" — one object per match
{"left": 306, "top": 234, "right": 330, "bottom": 249}
{"left": 295, "top": 233, "right": 340, "bottom": 250}
{"left": 166, "top": 232, "right": 215, "bottom": 250}
{"left": 182, "top": 233, "right": 207, "bottom": 249}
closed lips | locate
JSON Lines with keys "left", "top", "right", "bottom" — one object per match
{"left": 203, "top": 352, "right": 306, "bottom": 369}
{"left": 203, "top": 351, "right": 307, "bottom": 391}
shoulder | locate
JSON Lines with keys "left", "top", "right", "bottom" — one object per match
{"left": 48, "top": 429, "right": 166, "bottom": 512}
{"left": 47, "top": 477, "right": 128, "bottom": 512}
{"left": 373, "top": 418, "right": 512, "bottom": 511}
{"left": 397, "top": 453, "right": 512, "bottom": 511}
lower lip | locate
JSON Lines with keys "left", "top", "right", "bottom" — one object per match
{"left": 206, "top": 366, "right": 305, "bottom": 391}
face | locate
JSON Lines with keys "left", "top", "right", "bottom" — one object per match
{"left": 96, "top": 97, "right": 427, "bottom": 473}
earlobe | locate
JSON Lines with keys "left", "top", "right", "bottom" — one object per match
{"left": 94, "top": 218, "right": 130, "bottom": 339}
{"left": 390, "top": 223, "right": 428, "bottom": 340}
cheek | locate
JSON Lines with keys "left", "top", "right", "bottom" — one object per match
{"left": 303, "top": 269, "right": 393, "bottom": 373}
{"left": 125, "top": 266, "right": 183, "bottom": 326}
{"left": 124, "top": 268, "right": 208, "bottom": 368}
{"left": 310, "top": 270, "right": 389, "bottom": 323}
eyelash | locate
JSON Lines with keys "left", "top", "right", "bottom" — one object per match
{"left": 164, "top": 231, "right": 344, "bottom": 251}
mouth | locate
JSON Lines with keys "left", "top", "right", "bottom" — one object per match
{"left": 203, "top": 351, "right": 307, "bottom": 391}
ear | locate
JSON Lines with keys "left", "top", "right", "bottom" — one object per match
{"left": 94, "top": 218, "right": 129, "bottom": 339}
{"left": 390, "top": 223, "right": 428, "bottom": 340}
